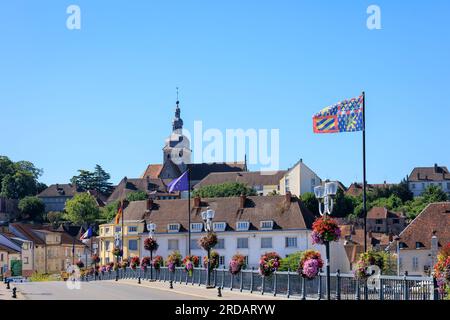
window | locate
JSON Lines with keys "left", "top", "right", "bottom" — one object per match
{"left": 261, "top": 237, "right": 272, "bottom": 249}
{"left": 190, "top": 223, "right": 203, "bottom": 233}
{"left": 237, "top": 238, "right": 248, "bottom": 249}
{"left": 24, "top": 257, "right": 29, "bottom": 264}
{"left": 115, "top": 227, "right": 121, "bottom": 233}
{"left": 128, "top": 240, "right": 138, "bottom": 251}
{"left": 167, "top": 223, "right": 180, "bottom": 233}
{"left": 215, "top": 239, "right": 225, "bottom": 249}
{"left": 1, "top": 253, "right": 4, "bottom": 261}
{"left": 416, "top": 242, "right": 425, "bottom": 249}
{"left": 213, "top": 222, "right": 226, "bottom": 232}
{"left": 411, "top": 183, "right": 415, "bottom": 189}
{"left": 168, "top": 239, "right": 179, "bottom": 250}
{"left": 128, "top": 226, "right": 138, "bottom": 233}
{"left": 393, "top": 219, "right": 400, "bottom": 224}
{"left": 285, "top": 237, "right": 297, "bottom": 248}
{"left": 190, "top": 239, "right": 200, "bottom": 250}
{"left": 23, "top": 243, "right": 28, "bottom": 250}
{"left": 412, "top": 257, "right": 419, "bottom": 271}
{"left": 447, "top": 183, "right": 450, "bottom": 190}
{"left": 105, "top": 241, "right": 110, "bottom": 251}
{"left": 236, "top": 221, "right": 250, "bottom": 231}
{"left": 260, "top": 220, "right": 274, "bottom": 230}
{"left": 376, "top": 227, "right": 381, "bottom": 232}
{"left": 106, "top": 257, "right": 110, "bottom": 264}
{"left": 218, "top": 256, "right": 225, "bottom": 266}
{"left": 375, "top": 219, "right": 383, "bottom": 225}
{"left": 104, "top": 227, "right": 110, "bottom": 234}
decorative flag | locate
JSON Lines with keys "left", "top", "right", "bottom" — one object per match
{"left": 79, "top": 227, "right": 93, "bottom": 240}
{"left": 313, "top": 95, "right": 364, "bottom": 133}
{"left": 114, "top": 201, "right": 123, "bottom": 225}
{"left": 167, "top": 170, "right": 189, "bottom": 193}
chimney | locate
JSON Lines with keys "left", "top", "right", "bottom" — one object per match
{"left": 239, "top": 194, "right": 246, "bottom": 209}
{"left": 146, "top": 198, "right": 153, "bottom": 211}
{"left": 434, "top": 163, "right": 438, "bottom": 173}
{"left": 194, "top": 196, "right": 201, "bottom": 208}
{"left": 285, "top": 191, "right": 292, "bottom": 203}
{"left": 124, "top": 176, "right": 128, "bottom": 183}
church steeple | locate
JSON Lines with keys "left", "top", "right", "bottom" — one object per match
{"left": 172, "top": 88, "right": 183, "bottom": 133}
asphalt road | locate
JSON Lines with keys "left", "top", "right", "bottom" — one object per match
{"left": 15, "top": 281, "right": 206, "bottom": 300}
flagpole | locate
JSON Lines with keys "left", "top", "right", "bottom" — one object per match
{"left": 188, "top": 168, "right": 191, "bottom": 256}
{"left": 362, "top": 91, "right": 368, "bottom": 252}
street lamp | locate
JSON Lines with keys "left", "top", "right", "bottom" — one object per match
{"left": 314, "top": 181, "right": 338, "bottom": 300}
{"left": 114, "top": 231, "right": 121, "bottom": 281}
{"left": 201, "top": 207, "right": 215, "bottom": 288}
{"left": 147, "top": 223, "right": 156, "bottom": 281}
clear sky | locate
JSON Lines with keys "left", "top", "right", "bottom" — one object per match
{"left": 1, "top": 0, "right": 449, "bottom": 187}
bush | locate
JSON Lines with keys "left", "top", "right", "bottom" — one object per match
{"left": 126, "top": 191, "right": 148, "bottom": 202}
{"left": 18, "top": 196, "right": 45, "bottom": 222}
{"left": 279, "top": 252, "right": 302, "bottom": 271}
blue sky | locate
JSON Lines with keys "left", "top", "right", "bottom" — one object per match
{"left": 0, "top": 0, "right": 449, "bottom": 187}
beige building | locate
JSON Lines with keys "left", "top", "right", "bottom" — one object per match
{"left": 279, "top": 159, "right": 322, "bottom": 197}
{"left": 98, "top": 220, "right": 145, "bottom": 265}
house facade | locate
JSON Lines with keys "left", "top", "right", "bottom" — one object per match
{"left": 387, "top": 202, "right": 450, "bottom": 276}
{"left": 279, "top": 159, "right": 322, "bottom": 197}
{"left": 366, "top": 207, "right": 407, "bottom": 235}
{"left": 407, "top": 164, "right": 450, "bottom": 197}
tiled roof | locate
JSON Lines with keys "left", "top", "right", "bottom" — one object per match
{"left": 194, "top": 171, "right": 286, "bottom": 189}
{"left": 118, "top": 194, "right": 315, "bottom": 233}
{"left": 345, "top": 183, "right": 396, "bottom": 197}
{"left": 393, "top": 202, "right": 450, "bottom": 250}
{"left": 141, "top": 164, "right": 163, "bottom": 179}
{"left": 37, "top": 184, "right": 78, "bottom": 197}
{"left": 367, "top": 207, "right": 402, "bottom": 219}
{"left": 9, "top": 223, "right": 85, "bottom": 246}
{"left": 187, "top": 162, "right": 247, "bottom": 181}
{"left": 0, "top": 243, "right": 19, "bottom": 254}
{"left": 107, "top": 177, "right": 172, "bottom": 203}
{"left": 408, "top": 165, "right": 450, "bottom": 182}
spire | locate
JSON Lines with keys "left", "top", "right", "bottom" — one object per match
{"left": 172, "top": 87, "right": 183, "bottom": 132}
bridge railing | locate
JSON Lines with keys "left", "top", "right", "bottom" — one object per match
{"left": 80, "top": 266, "right": 440, "bottom": 300}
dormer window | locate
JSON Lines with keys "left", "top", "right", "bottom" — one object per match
{"left": 399, "top": 242, "right": 407, "bottom": 249}
{"left": 128, "top": 226, "right": 138, "bottom": 233}
{"left": 416, "top": 242, "right": 425, "bottom": 249}
{"left": 190, "top": 223, "right": 203, "bottom": 233}
{"left": 167, "top": 223, "right": 180, "bottom": 233}
{"left": 236, "top": 221, "right": 250, "bottom": 231}
{"left": 260, "top": 220, "right": 274, "bottom": 230}
{"left": 212, "top": 222, "right": 226, "bottom": 232}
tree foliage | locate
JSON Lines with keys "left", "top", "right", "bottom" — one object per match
{"left": 70, "top": 164, "right": 114, "bottom": 196}
{"left": 18, "top": 196, "right": 45, "bottom": 222}
{"left": 0, "top": 156, "right": 44, "bottom": 199}
{"left": 192, "top": 182, "right": 257, "bottom": 198}
{"left": 100, "top": 200, "right": 120, "bottom": 222}
{"left": 279, "top": 251, "right": 302, "bottom": 272}
{"left": 126, "top": 191, "right": 148, "bottom": 202}
{"left": 64, "top": 193, "right": 101, "bottom": 225}
{"left": 47, "top": 211, "right": 64, "bottom": 226}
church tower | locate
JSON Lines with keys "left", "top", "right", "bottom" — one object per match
{"left": 161, "top": 99, "right": 192, "bottom": 176}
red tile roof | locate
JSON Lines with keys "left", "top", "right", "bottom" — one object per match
{"left": 141, "top": 164, "right": 163, "bottom": 179}
{"left": 194, "top": 171, "right": 286, "bottom": 190}
{"left": 408, "top": 165, "right": 450, "bottom": 182}
{"left": 367, "top": 207, "right": 402, "bottom": 219}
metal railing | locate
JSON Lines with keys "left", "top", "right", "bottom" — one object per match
{"left": 80, "top": 267, "right": 441, "bottom": 300}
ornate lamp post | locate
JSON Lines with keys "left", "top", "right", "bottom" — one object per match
{"left": 201, "top": 207, "right": 215, "bottom": 288}
{"left": 314, "top": 181, "right": 338, "bottom": 300}
{"left": 114, "top": 230, "right": 122, "bottom": 281}
{"left": 147, "top": 223, "right": 156, "bottom": 281}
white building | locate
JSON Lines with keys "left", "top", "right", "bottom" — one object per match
{"left": 408, "top": 164, "right": 450, "bottom": 197}
{"left": 279, "top": 159, "right": 322, "bottom": 197}
{"left": 386, "top": 202, "right": 450, "bottom": 276}
{"left": 107, "top": 194, "right": 349, "bottom": 272}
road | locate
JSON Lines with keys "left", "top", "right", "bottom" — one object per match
{"left": 13, "top": 280, "right": 286, "bottom": 300}
{"left": 15, "top": 281, "right": 206, "bottom": 300}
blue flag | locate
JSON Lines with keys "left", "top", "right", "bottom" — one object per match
{"left": 167, "top": 170, "right": 189, "bottom": 193}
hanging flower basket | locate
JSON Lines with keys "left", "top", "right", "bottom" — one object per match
{"left": 76, "top": 260, "right": 84, "bottom": 269}
{"left": 101, "top": 265, "right": 107, "bottom": 273}
{"left": 121, "top": 259, "right": 129, "bottom": 269}
{"left": 298, "top": 250, "right": 324, "bottom": 279}
{"left": 229, "top": 254, "right": 246, "bottom": 275}
{"left": 166, "top": 251, "right": 182, "bottom": 273}
{"left": 198, "top": 232, "right": 218, "bottom": 251}
{"left": 354, "top": 251, "right": 385, "bottom": 280}
{"left": 203, "top": 251, "right": 219, "bottom": 269}
{"left": 141, "top": 257, "right": 151, "bottom": 270}
{"left": 113, "top": 262, "right": 119, "bottom": 271}
{"left": 144, "top": 237, "right": 159, "bottom": 252}
{"left": 259, "top": 252, "right": 281, "bottom": 277}
{"left": 311, "top": 217, "right": 341, "bottom": 245}
{"left": 433, "top": 243, "right": 450, "bottom": 298}
{"left": 91, "top": 254, "right": 100, "bottom": 265}
{"left": 112, "top": 247, "right": 123, "bottom": 257}
{"left": 106, "top": 262, "right": 114, "bottom": 272}
{"left": 152, "top": 255, "right": 164, "bottom": 270}
{"left": 130, "top": 256, "right": 140, "bottom": 270}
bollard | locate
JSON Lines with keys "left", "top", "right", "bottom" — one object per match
{"left": 6, "top": 281, "right": 10, "bottom": 290}
{"left": 138, "top": 277, "right": 141, "bottom": 284}
{"left": 217, "top": 287, "right": 222, "bottom": 297}
{"left": 12, "top": 287, "right": 17, "bottom": 299}
{"left": 169, "top": 280, "right": 173, "bottom": 289}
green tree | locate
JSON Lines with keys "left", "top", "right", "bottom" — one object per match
{"left": 18, "top": 196, "right": 45, "bottom": 222}
{"left": 47, "top": 211, "right": 64, "bottom": 226}
{"left": 126, "top": 191, "right": 148, "bottom": 202}
{"left": 64, "top": 193, "right": 101, "bottom": 225}
{"left": 279, "top": 251, "right": 302, "bottom": 271}
{"left": 70, "top": 165, "right": 113, "bottom": 196}
{"left": 333, "top": 188, "right": 356, "bottom": 217}
{"left": 300, "top": 192, "right": 319, "bottom": 215}
{"left": 70, "top": 170, "right": 95, "bottom": 191}
{"left": 192, "top": 182, "right": 257, "bottom": 198}
{"left": 100, "top": 200, "right": 120, "bottom": 222}
{"left": 390, "top": 179, "right": 413, "bottom": 203}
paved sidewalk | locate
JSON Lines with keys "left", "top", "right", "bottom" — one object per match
{"left": 0, "top": 281, "right": 24, "bottom": 300}
{"left": 113, "top": 279, "right": 289, "bottom": 300}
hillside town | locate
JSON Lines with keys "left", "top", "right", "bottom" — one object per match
{"left": 1, "top": 101, "right": 449, "bottom": 291}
